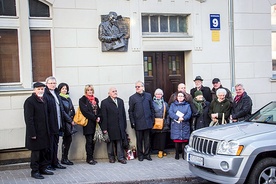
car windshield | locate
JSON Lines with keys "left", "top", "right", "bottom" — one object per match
{"left": 249, "top": 102, "right": 276, "bottom": 123}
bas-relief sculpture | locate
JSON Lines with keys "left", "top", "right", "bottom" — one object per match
{"left": 98, "top": 12, "right": 130, "bottom": 52}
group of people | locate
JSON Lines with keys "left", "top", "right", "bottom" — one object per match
{"left": 148, "top": 76, "right": 252, "bottom": 160}
{"left": 24, "top": 76, "right": 252, "bottom": 179}
{"left": 24, "top": 77, "right": 130, "bottom": 179}
{"left": 24, "top": 77, "right": 77, "bottom": 179}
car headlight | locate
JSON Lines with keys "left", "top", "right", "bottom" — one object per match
{"left": 217, "top": 141, "right": 244, "bottom": 156}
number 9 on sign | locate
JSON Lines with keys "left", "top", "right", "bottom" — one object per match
{"left": 210, "top": 14, "right": 220, "bottom": 30}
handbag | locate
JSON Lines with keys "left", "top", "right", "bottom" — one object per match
{"left": 209, "top": 113, "right": 227, "bottom": 126}
{"left": 152, "top": 104, "right": 166, "bottom": 130}
{"left": 93, "top": 122, "right": 110, "bottom": 143}
{"left": 73, "top": 107, "right": 88, "bottom": 126}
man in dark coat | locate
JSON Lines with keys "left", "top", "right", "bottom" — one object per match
{"left": 190, "top": 76, "right": 212, "bottom": 103}
{"left": 211, "top": 78, "right": 233, "bottom": 102}
{"left": 101, "top": 87, "right": 127, "bottom": 164}
{"left": 168, "top": 83, "right": 193, "bottom": 105}
{"left": 231, "top": 84, "right": 253, "bottom": 122}
{"left": 128, "top": 81, "right": 154, "bottom": 161}
{"left": 43, "top": 76, "right": 66, "bottom": 170}
{"left": 24, "top": 82, "right": 53, "bottom": 179}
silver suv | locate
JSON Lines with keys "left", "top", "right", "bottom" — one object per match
{"left": 185, "top": 101, "right": 276, "bottom": 184}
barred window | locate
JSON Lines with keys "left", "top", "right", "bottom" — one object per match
{"left": 142, "top": 14, "right": 188, "bottom": 35}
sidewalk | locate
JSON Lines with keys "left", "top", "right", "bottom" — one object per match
{"left": 0, "top": 151, "right": 197, "bottom": 184}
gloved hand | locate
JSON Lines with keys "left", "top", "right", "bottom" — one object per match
{"left": 131, "top": 123, "right": 135, "bottom": 129}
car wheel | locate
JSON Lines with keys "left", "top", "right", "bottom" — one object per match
{"left": 247, "top": 157, "right": 276, "bottom": 184}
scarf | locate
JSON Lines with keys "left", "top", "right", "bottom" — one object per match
{"left": 153, "top": 97, "right": 163, "bottom": 108}
{"left": 193, "top": 98, "right": 204, "bottom": 114}
{"left": 59, "top": 93, "right": 69, "bottom": 99}
{"left": 86, "top": 95, "right": 97, "bottom": 105}
{"left": 234, "top": 92, "right": 244, "bottom": 103}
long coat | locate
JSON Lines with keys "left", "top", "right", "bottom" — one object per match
{"left": 100, "top": 96, "right": 127, "bottom": 141}
{"left": 208, "top": 98, "right": 231, "bottom": 124}
{"left": 60, "top": 96, "right": 75, "bottom": 136}
{"left": 79, "top": 95, "right": 100, "bottom": 135}
{"left": 43, "top": 87, "right": 65, "bottom": 134}
{"left": 24, "top": 93, "right": 50, "bottom": 151}
{"left": 169, "top": 100, "right": 192, "bottom": 140}
{"left": 190, "top": 99, "right": 211, "bottom": 131}
{"left": 231, "top": 92, "right": 252, "bottom": 121}
{"left": 128, "top": 92, "right": 154, "bottom": 131}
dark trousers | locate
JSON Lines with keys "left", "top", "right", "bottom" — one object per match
{"left": 107, "top": 140, "right": 124, "bottom": 161}
{"left": 85, "top": 134, "right": 95, "bottom": 161}
{"left": 135, "top": 129, "right": 151, "bottom": 159}
{"left": 30, "top": 149, "right": 49, "bottom": 173}
{"left": 152, "top": 132, "right": 167, "bottom": 151}
{"left": 49, "top": 134, "right": 59, "bottom": 166}
{"left": 62, "top": 135, "right": 72, "bottom": 160}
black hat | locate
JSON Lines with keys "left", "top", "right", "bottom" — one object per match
{"left": 194, "top": 76, "right": 203, "bottom": 81}
{"left": 212, "top": 78, "right": 220, "bottom": 84}
{"left": 33, "top": 82, "right": 45, "bottom": 88}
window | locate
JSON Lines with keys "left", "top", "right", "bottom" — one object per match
{"left": 0, "top": 0, "right": 52, "bottom": 87}
{"left": 142, "top": 14, "right": 188, "bottom": 35}
{"left": 0, "top": 0, "right": 16, "bottom": 16}
{"left": 31, "top": 30, "right": 52, "bottom": 82}
{"left": 0, "top": 29, "right": 20, "bottom": 83}
{"left": 144, "top": 56, "right": 153, "bottom": 77}
{"left": 271, "top": 5, "right": 276, "bottom": 78}
{"left": 29, "top": 0, "right": 49, "bottom": 17}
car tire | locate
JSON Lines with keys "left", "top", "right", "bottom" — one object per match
{"left": 247, "top": 157, "right": 276, "bottom": 184}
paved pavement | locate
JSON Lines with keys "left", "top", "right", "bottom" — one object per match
{"left": 0, "top": 150, "right": 198, "bottom": 184}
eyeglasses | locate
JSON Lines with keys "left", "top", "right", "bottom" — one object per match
{"left": 112, "top": 90, "right": 117, "bottom": 93}
{"left": 135, "top": 86, "right": 141, "bottom": 88}
{"left": 47, "top": 82, "right": 56, "bottom": 85}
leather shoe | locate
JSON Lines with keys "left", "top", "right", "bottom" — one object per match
{"left": 52, "top": 163, "right": 66, "bottom": 169}
{"left": 87, "top": 159, "right": 97, "bottom": 165}
{"left": 138, "top": 157, "right": 143, "bottom": 161}
{"left": 118, "top": 159, "right": 127, "bottom": 164}
{"left": 109, "top": 159, "right": 115, "bottom": 163}
{"left": 40, "top": 169, "right": 54, "bottom": 175}
{"left": 145, "top": 156, "right": 152, "bottom": 161}
{"left": 31, "top": 172, "right": 44, "bottom": 179}
{"left": 61, "top": 159, "right": 74, "bottom": 165}
{"left": 47, "top": 165, "right": 56, "bottom": 171}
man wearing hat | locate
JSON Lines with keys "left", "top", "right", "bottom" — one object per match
{"left": 24, "top": 82, "right": 53, "bottom": 179}
{"left": 190, "top": 76, "right": 212, "bottom": 102}
{"left": 211, "top": 78, "right": 233, "bottom": 102}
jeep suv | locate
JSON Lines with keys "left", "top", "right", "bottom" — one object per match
{"left": 185, "top": 101, "right": 276, "bottom": 184}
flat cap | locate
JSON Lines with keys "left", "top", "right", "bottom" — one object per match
{"left": 212, "top": 78, "right": 220, "bottom": 84}
{"left": 33, "top": 82, "right": 45, "bottom": 88}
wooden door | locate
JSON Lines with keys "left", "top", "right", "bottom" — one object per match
{"left": 143, "top": 51, "right": 185, "bottom": 102}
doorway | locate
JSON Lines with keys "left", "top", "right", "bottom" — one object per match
{"left": 143, "top": 51, "right": 185, "bottom": 102}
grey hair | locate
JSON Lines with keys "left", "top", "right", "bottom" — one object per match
{"left": 135, "top": 80, "right": 144, "bottom": 87}
{"left": 216, "top": 88, "right": 227, "bottom": 96}
{"left": 154, "top": 88, "right": 163, "bottom": 96}
{"left": 45, "top": 76, "right": 56, "bottom": 84}
{"left": 235, "top": 83, "right": 244, "bottom": 89}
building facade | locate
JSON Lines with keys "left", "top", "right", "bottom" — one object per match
{"left": 1, "top": 0, "right": 276, "bottom": 160}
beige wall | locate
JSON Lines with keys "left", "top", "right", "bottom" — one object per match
{"left": 1, "top": 0, "right": 276, "bottom": 160}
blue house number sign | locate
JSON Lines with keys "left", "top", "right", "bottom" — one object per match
{"left": 210, "top": 14, "right": 220, "bottom": 30}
